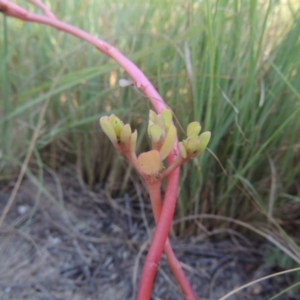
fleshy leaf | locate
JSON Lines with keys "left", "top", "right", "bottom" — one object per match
{"left": 161, "top": 109, "right": 172, "bottom": 130}
{"left": 137, "top": 150, "right": 161, "bottom": 175}
{"left": 186, "top": 131, "right": 211, "bottom": 157}
{"left": 130, "top": 130, "right": 137, "bottom": 153}
{"left": 99, "top": 117, "right": 117, "bottom": 143}
{"left": 160, "top": 124, "right": 177, "bottom": 160}
{"left": 187, "top": 138, "right": 201, "bottom": 152}
{"left": 149, "top": 124, "right": 163, "bottom": 143}
{"left": 147, "top": 120, "right": 154, "bottom": 136}
{"left": 178, "top": 142, "right": 187, "bottom": 159}
{"left": 197, "top": 131, "right": 211, "bottom": 152}
{"left": 155, "top": 114, "right": 165, "bottom": 128}
{"left": 187, "top": 121, "right": 201, "bottom": 138}
{"left": 149, "top": 110, "right": 156, "bottom": 123}
{"left": 109, "top": 114, "right": 123, "bottom": 136}
{"left": 120, "top": 124, "right": 132, "bottom": 143}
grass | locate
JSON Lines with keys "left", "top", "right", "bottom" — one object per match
{"left": 1, "top": 0, "right": 300, "bottom": 262}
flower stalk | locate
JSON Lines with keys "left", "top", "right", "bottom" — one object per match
{"left": 99, "top": 110, "right": 210, "bottom": 299}
{"left": 145, "top": 181, "right": 197, "bottom": 300}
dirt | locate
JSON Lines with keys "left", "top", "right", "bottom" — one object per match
{"left": 0, "top": 171, "right": 298, "bottom": 300}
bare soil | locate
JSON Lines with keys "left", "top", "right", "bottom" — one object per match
{"left": 0, "top": 171, "right": 298, "bottom": 300}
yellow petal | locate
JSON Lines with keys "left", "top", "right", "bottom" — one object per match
{"left": 99, "top": 117, "right": 117, "bottom": 143}
{"left": 120, "top": 124, "right": 132, "bottom": 143}
{"left": 197, "top": 131, "right": 211, "bottom": 152}
{"left": 149, "top": 124, "right": 163, "bottom": 143}
{"left": 147, "top": 120, "right": 154, "bottom": 136}
{"left": 155, "top": 114, "right": 165, "bottom": 128}
{"left": 187, "top": 121, "right": 201, "bottom": 138}
{"left": 187, "top": 138, "right": 201, "bottom": 152}
{"left": 161, "top": 108, "right": 172, "bottom": 130}
{"left": 130, "top": 130, "right": 138, "bottom": 153}
{"left": 149, "top": 110, "right": 157, "bottom": 123}
{"left": 160, "top": 124, "right": 177, "bottom": 160}
{"left": 138, "top": 150, "right": 161, "bottom": 175}
{"left": 186, "top": 131, "right": 211, "bottom": 157}
{"left": 109, "top": 114, "right": 123, "bottom": 136}
{"left": 178, "top": 142, "right": 187, "bottom": 159}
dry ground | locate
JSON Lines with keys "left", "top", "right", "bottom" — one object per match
{"left": 0, "top": 171, "right": 298, "bottom": 300}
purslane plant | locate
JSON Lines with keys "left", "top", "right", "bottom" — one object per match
{"left": 1, "top": 1, "right": 211, "bottom": 299}
{"left": 100, "top": 110, "right": 210, "bottom": 299}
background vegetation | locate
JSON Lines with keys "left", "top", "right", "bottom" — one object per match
{"left": 1, "top": 0, "right": 300, "bottom": 262}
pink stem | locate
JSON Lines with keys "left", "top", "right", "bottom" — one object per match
{"left": 28, "top": 0, "right": 56, "bottom": 19}
{"left": 1, "top": 0, "right": 166, "bottom": 112}
{"left": 146, "top": 181, "right": 196, "bottom": 300}
{"left": 136, "top": 166, "right": 180, "bottom": 299}
{"left": 0, "top": 1, "right": 186, "bottom": 298}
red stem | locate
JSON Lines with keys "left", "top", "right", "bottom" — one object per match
{"left": 0, "top": 1, "right": 191, "bottom": 298}
{"left": 136, "top": 165, "right": 179, "bottom": 299}
{"left": 145, "top": 181, "right": 196, "bottom": 300}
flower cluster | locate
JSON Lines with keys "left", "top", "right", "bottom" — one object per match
{"left": 147, "top": 109, "right": 177, "bottom": 160}
{"left": 99, "top": 114, "right": 137, "bottom": 153}
{"left": 178, "top": 122, "right": 211, "bottom": 159}
{"left": 100, "top": 109, "right": 211, "bottom": 178}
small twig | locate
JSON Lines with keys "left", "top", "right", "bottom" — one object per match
{"left": 219, "top": 267, "right": 300, "bottom": 300}
{"left": 184, "top": 41, "right": 194, "bottom": 103}
{"left": 209, "top": 260, "right": 234, "bottom": 299}
{"left": 124, "top": 193, "right": 134, "bottom": 235}
{"left": 158, "top": 267, "right": 181, "bottom": 296}
{"left": 133, "top": 180, "right": 151, "bottom": 236}
{"left": 72, "top": 239, "right": 95, "bottom": 294}
{"left": 132, "top": 236, "right": 151, "bottom": 297}
{"left": 34, "top": 284, "right": 57, "bottom": 300}
{"left": 173, "top": 214, "right": 300, "bottom": 265}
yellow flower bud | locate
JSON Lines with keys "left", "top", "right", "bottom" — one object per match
{"left": 120, "top": 124, "right": 132, "bottom": 143}
{"left": 130, "top": 130, "right": 138, "bottom": 153}
{"left": 108, "top": 114, "right": 123, "bottom": 136}
{"left": 138, "top": 150, "right": 161, "bottom": 175}
{"left": 161, "top": 108, "right": 172, "bottom": 131}
{"left": 178, "top": 142, "right": 187, "bottom": 159}
{"left": 99, "top": 117, "right": 117, "bottom": 143}
{"left": 149, "top": 110, "right": 157, "bottom": 123}
{"left": 187, "top": 121, "right": 201, "bottom": 138}
{"left": 160, "top": 124, "right": 177, "bottom": 160}
{"left": 148, "top": 124, "right": 163, "bottom": 143}
{"left": 197, "top": 131, "right": 211, "bottom": 153}
{"left": 180, "top": 120, "right": 211, "bottom": 159}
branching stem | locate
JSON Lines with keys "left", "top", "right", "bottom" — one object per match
{"left": 145, "top": 181, "right": 196, "bottom": 300}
